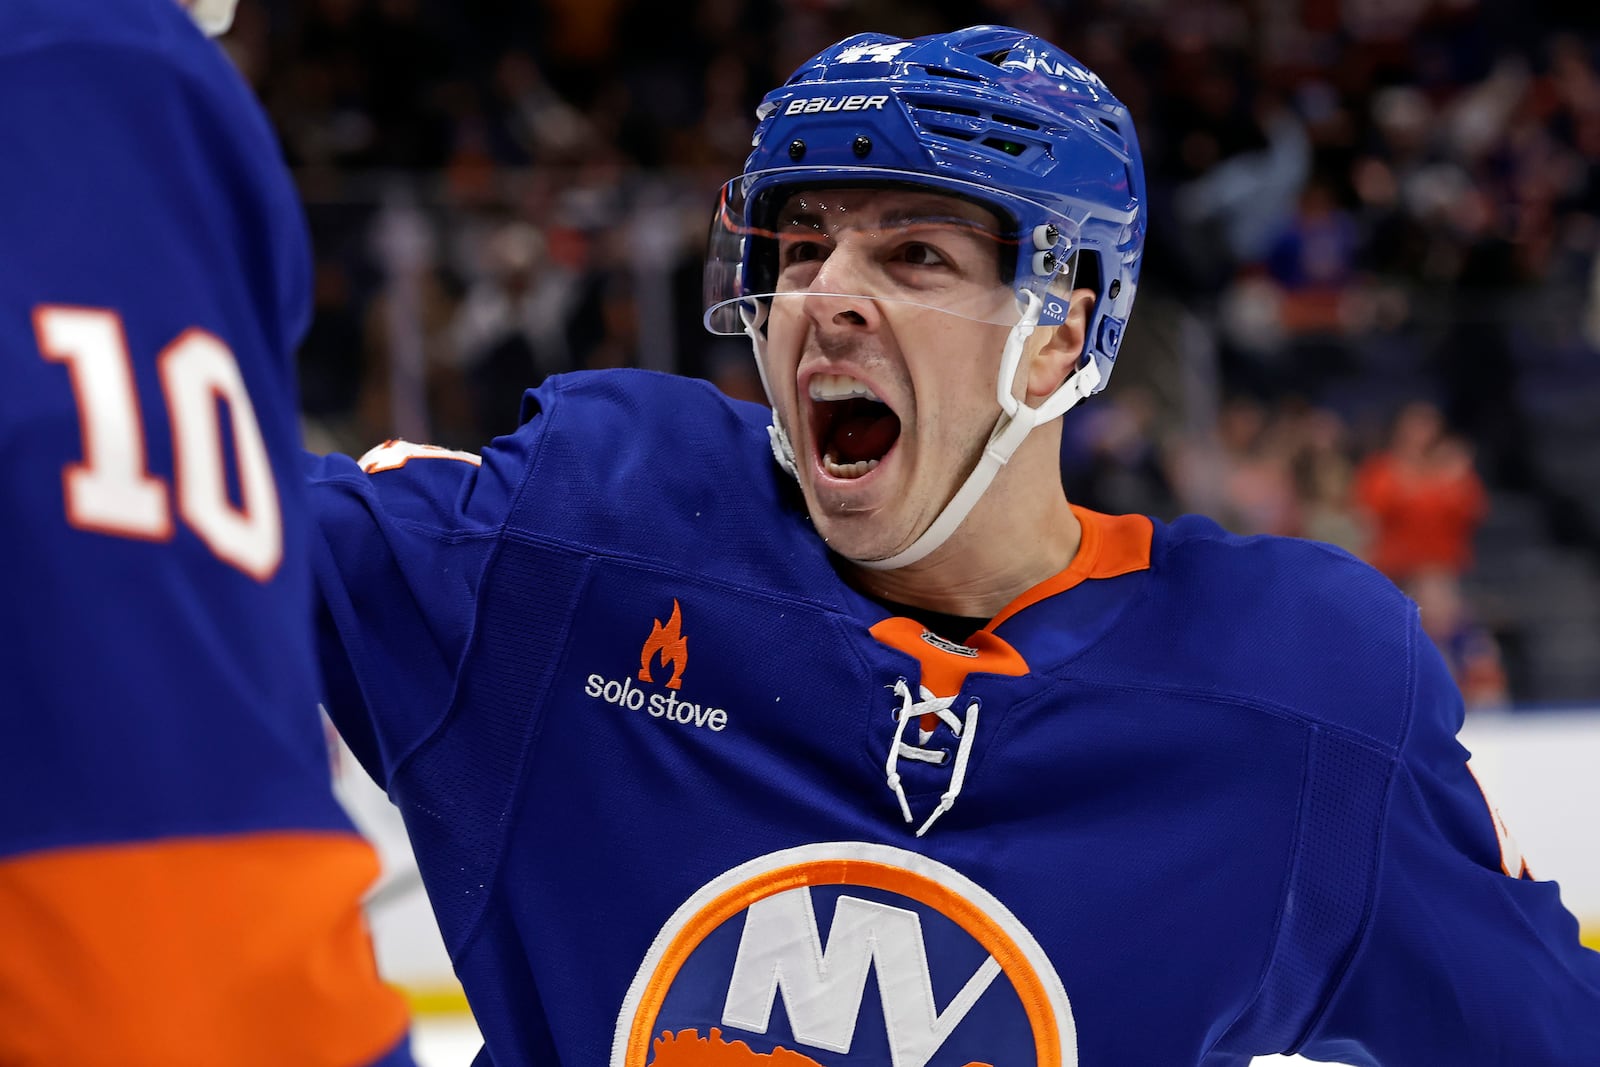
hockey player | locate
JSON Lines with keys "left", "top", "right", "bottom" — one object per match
{"left": 307, "top": 26, "right": 1600, "bottom": 1066}
{"left": 0, "top": 1, "right": 412, "bottom": 1063}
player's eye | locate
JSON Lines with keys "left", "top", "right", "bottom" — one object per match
{"left": 780, "top": 237, "right": 826, "bottom": 265}
{"left": 897, "top": 242, "right": 947, "bottom": 267}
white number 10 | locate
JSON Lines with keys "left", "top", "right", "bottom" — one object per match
{"left": 35, "top": 305, "right": 283, "bottom": 582}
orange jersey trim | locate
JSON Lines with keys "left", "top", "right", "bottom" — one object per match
{"left": 0, "top": 832, "right": 409, "bottom": 1067}
{"left": 869, "top": 616, "right": 1029, "bottom": 699}
{"left": 986, "top": 506, "right": 1153, "bottom": 632}
{"left": 358, "top": 438, "right": 482, "bottom": 474}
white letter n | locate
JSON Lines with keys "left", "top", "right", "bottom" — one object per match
{"left": 721, "top": 888, "right": 1001, "bottom": 1067}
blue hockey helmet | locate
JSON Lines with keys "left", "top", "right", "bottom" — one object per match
{"left": 705, "top": 25, "right": 1145, "bottom": 391}
{"left": 704, "top": 26, "right": 1147, "bottom": 569}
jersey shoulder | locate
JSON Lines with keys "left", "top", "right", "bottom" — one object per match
{"left": 528, "top": 368, "right": 778, "bottom": 497}
{"left": 538, "top": 368, "right": 774, "bottom": 441}
{"left": 0, "top": 0, "right": 285, "bottom": 178}
{"left": 1123, "top": 514, "right": 1420, "bottom": 749}
{"left": 2, "top": 0, "right": 212, "bottom": 65}
{"left": 1156, "top": 512, "right": 1400, "bottom": 608}
{"left": 515, "top": 369, "right": 830, "bottom": 587}
{"left": 0, "top": 0, "right": 311, "bottom": 374}
{"left": 326, "top": 370, "right": 779, "bottom": 543}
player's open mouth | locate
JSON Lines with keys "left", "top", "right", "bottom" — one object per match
{"left": 809, "top": 373, "right": 901, "bottom": 480}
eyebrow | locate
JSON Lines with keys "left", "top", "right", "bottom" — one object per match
{"left": 775, "top": 205, "right": 1005, "bottom": 236}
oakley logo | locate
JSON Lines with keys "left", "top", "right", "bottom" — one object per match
{"left": 784, "top": 94, "right": 889, "bottom": 116}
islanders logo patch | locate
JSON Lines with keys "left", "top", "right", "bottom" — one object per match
{"left": 612, "top": 842, "right": 1076, "bottom": 1067}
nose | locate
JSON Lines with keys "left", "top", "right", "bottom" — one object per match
{"left": 802, "top": 243, "right": 882, "bottom": 331}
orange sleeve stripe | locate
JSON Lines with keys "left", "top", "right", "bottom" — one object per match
{"left": 0, "top": 831, "right": 410, "bottom": 1067}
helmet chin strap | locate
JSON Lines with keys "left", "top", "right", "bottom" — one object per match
{"left": 856, "top": 289, "right": 1102, "bottom": 571}
{"left": 740, "top": 302, "right": 800, "bottom": 479}
{"left": 744, "top": 291, "right": 1100, "bottom": 572}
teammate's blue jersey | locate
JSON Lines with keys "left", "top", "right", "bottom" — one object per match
{"left": 0, "top": 2, "right": 411, "bottom": 1061}
{"left": 310, "top": 369, "right": 1600, "bottom": 1066}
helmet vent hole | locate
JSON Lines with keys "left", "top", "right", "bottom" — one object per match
{"left": 917, "top": 103, "right": 982, "bottom": 119}
{"left": 994, "top": 114, "right": 1040, "bottom": 131}
{"left": 978, "top": 48, "right": 1014, "bottom": 66}
{"left": 982, "top": 137, "right": 1027, "bottom": 157}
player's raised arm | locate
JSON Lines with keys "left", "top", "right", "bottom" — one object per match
{"left": 304, "top": 433, "right": 527, "bottom": 791}
{"left": 1292, "top": 622, "right": 1600, "bottom": 1064}
{"left": 0, "top": 2, "right": 412, "bottom": 1062}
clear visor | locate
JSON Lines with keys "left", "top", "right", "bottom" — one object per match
{"left": 703, "top": 168, "right": 1081, "bottom": 336}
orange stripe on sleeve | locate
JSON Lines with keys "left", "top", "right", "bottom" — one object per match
{"left": 0, "top": 832, "right": 410, "bottom": 1067}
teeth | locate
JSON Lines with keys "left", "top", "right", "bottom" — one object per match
{"left": 823, "top": 454, "right": 880, "bottom": 479}
{"left": 809, "top": 374, "right": 880, "bottom": 403}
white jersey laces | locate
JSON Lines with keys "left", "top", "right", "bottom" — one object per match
{"left": 883, "top": 678, "right": 981, "bottom": 837}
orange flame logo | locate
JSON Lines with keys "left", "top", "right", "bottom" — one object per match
{"left": 639, "top": 599, "right": 688, "bottom": 690}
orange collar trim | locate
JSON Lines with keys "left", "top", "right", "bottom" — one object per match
{"left": 865, "top": 508, "right": 1152, "bottom": 699}
{"left": 985, "top": 506, "right": 1153, "bottom": 632}
{"left": 867, "top": 616, "right": 1029, "bottom": 701}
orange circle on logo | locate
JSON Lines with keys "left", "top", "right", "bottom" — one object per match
{"left": 622, "top": 857, "right": 1064, "bottom": 1067}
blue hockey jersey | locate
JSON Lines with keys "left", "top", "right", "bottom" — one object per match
{"left": 0, "top": 2, "right": 411, "bottom": 1062}
{"left": 309, "top": 369, "right": 1600, "bottom": 1066}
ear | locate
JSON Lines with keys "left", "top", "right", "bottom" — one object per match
{"left": 1024, "top": 287, "right": 1097, "bottom": 403}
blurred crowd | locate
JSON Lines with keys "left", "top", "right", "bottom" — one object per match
{"left": 220, "top": 0, "right": 1600, "bottom": 705}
